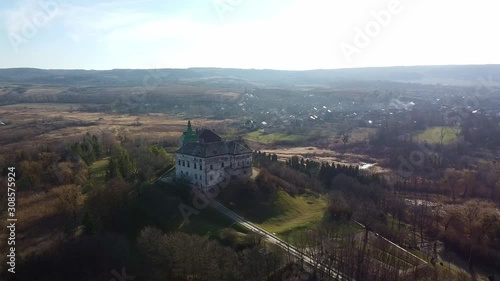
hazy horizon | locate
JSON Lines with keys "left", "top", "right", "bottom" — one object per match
{"left": 3, "top": 63, "right": 500, "bottom": 72}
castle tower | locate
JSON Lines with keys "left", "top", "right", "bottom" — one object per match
{"left": 179, "top": 120, "right": 199, "bottom": 147}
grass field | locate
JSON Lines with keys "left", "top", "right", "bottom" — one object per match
{"left": 416, "top": 126, "right": 461, "bottom": 144}
{"left": 221, "top": 185, "right": 327, "bottom": 236}
{"left": 255, "top": 190, "right": 327, "bottom": 235}
{"left": 345, "top": 127, "right": 377, "bottom": 143}
{"left": 88, "top": 158, "right": 109, "bottom": 188}
{"left": 244, "top": 129, "right": 306, "bottom": 144}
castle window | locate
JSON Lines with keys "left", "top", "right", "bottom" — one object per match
{"left": 221, "top": 162, "right": 224, "bottom": 168}
{"left": 210, "top": 164, "right": 213, "bottom": 170}
{"left": 178, "top": 160, "right": 181, "bottom": 165}
{"left": 187, "top": 162, "right": 190, "bottom": 168}
{"left": 182, "top": 161, "right": 185, "bottom": 167}
{"left": 194, "top": 163, "right": 197, "bottom": 169}
{"left": 200, "top": 164, "right": 202, "bottom": 170}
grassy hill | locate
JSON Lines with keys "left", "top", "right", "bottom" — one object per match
{"left": 219, "top": 181, "right": 327, "bottom": 237}
{"left": 255, "top": 189, "right": 327, "bottom": 236}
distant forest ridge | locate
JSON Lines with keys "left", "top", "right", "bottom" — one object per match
{"left": 1, "top": 64, "right": 500, "bottom": 86}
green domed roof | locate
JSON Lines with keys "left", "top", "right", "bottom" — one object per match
{"left": 179, "top": 120, "right": 198, "bottom": 145}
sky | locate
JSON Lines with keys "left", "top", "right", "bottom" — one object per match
{"left": 1, "top": 0, "right": 499, "bottom": 70}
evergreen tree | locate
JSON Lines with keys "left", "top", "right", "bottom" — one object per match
{"left": 107, "top": 157, "right": 122, "bottom": 180}
{"left": 82, "top": 212, "right": 96, "bottom": 235}
{"left": 107, "top": 144, "right": 136, "bottom": 180}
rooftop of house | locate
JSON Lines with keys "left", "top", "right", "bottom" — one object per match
{"left": 177, "top": 120, "right": 252, "bottom": 157}
{"left": 176, "top": 140, "right": 252, "bottom": 158}
{"left": 196, "top": 128, "right": 222, "bottom": 143}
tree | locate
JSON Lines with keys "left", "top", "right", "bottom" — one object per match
{"left": 461, "top": 170, "right": 477, "bottom": 198}
{"left": 326, "top": 191, "right": 352, "bottom": 222}
{"left": 55, "top": 161, "right": 75, "bottom": 185}
{"left": 443, "top": 169, "right": 462, "bottom": 202}
{"left": 52, "top": 184, "right": 83, "bottom": 221}
{"left": 341, "top": 132, "right": 350, "bottom": 152}
{"left": 106, "top": 157, "right": 122, "bottom": 180}
{"left": 87, "top": 178, "right": 131, "bottom": 228}
{"left": 19, "top": 160, "right": 43, "bottom": 189}
{"left": 82, "top": 212, "right": 96, "bottom": 235}
{"left": 137, "top": 226, "right": 172, "bottom": 279}
{"left": 219, "top": 228, "right": 238, "bottom": 248}
{"left": 453, "top": 199, "right": 499, "bottom": 276}
{"left": 131, "top": 144, "right": 173, "bottom": 181}
{"left": 354, "top": 202, "right": 380, "bottom": 280}
{"left": 107, "top": 144, "right": 136, "bottom": 180}
{"left": 70, "top": 133, "right": 105, "bottom": 165}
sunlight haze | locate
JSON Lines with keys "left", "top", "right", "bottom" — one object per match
{"left": 1, "top": 0, "right": 499, "bottom": 70}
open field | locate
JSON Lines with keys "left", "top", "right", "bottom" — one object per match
{"left": 88, "top": 158, "right": 109, "bottom": 188}
{"left": 416, "top": 126, "right": 461, "bottom": 144}
{"left": 0, "top": 103, "right": 236, "bottom": 155}
{"left": 244, "top": 129, "right": 306, "bottom": 144}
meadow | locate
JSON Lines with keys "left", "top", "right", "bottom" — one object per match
{"left": 416, "top": 126, "right": 461, "bottom": 144}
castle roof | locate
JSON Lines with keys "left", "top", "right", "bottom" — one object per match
{"left": 176, "top": 140, "right": 252, "bottom": 158}
{"left": 196, "top": 129, "right": 222, "bottom": 143}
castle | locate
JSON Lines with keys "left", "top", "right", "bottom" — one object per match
{"left": 175, "top": 121, "right": 253, "bottom": 190}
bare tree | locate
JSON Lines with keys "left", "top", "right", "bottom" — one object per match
{"left": 52, "top": 184, "right": 83, "bottom": 221}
